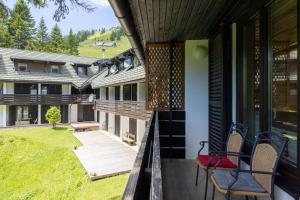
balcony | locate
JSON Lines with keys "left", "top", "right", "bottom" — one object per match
{"left": 0, "top": 94, "right": 95, "bottom": 105}
{"left": 95, "top": 100, "right": 151, "bottom": 120}
{"left": 122, "top": 111, "right": 243, "bottom": 200}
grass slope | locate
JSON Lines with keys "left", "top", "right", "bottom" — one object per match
{"left": 78, "top": 29, "right": 131, "bottom": 58}
{"left": 0, "top": 126, "right": 128, "bottom": 200}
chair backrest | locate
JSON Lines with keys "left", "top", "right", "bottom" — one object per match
{"left": 250, "top": 132, "right": 288, "bottom": 194}
{"left": 226, "top": 123, "right": 248, "bottom": 164}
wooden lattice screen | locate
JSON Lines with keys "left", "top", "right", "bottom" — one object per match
{"left": 145, "top": 43, "right": 185, "bottom": 111}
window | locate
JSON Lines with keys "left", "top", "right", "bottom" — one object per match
{"left": 41, "top": 86, "right": 48, "bottom": 95}
{"left": 129, "top": 118, "right": 137, "bottom": 138}
{"left": 16, "top": 106, "right": 29, "bottom": 120}
{"left": 18, "top": 63, "right": 27, "bottom": 72}
{"left": 270, "top": 0, "right": 297, "bottom": 164}
{"left": 123, "top": 84, "right": 131, "bottom": 100}
{"left": 132, "top": 83, "right": 137, "bottom": 101}
{"left": 51, "top": 65, "right": 59, "bottom": 73}
{"left": 123, "top": 84, "right": 137, "bottom": 101}
{"left": 115, "top": 86, "right": 120, "bottom": 100}
{"left": 77, "top": 66, "right": 87, "bottom": 76}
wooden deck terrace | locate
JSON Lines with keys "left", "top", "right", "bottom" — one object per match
{"left": 162, "top": 159, "right": 244, "bottom": 200}
{"left": 71, "top": 122, "right": 100, "bottom": 132}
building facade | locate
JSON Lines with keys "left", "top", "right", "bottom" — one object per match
{"left": 91, "top": 49, "right": 149, "bottom": 145}
{"left": 0, "top": 48, "right": 99, "bottom": 127}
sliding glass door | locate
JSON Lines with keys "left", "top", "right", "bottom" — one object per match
{"left": 270, "top": 0, "right": 297, "bottom": 164}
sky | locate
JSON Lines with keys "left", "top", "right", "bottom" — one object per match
{"left": 6, "top": 0, "right": 120, "bottom": 35}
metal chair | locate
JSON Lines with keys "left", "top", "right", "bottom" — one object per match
{"left": 195, "top": 122, "right": 248, "bottom": 200}
{"left": 210, "top": 131, "right": 288, "bottom": 200}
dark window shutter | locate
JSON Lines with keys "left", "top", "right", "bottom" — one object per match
{"left": 209, "top": 30, "right": 232, "bottom": 152}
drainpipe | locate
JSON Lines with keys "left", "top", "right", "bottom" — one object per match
{"left": 108, "top": 0, "right": 145, "bottom": 65}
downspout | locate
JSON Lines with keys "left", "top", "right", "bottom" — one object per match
{"left": 108, "top": 0, "right": 145, "bottom": 65}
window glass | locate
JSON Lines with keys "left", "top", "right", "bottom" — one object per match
{"left": 77, "top": 66, "right": 86, "bottom": 76}
{"left": 41, "top": 86, "right": 48, "bottom": 95}
{"left": 115, "top": 86, "right": 120, "bottom": 100}
{"left": 51, "top": 65, "right": 59, "bottom": 73}
{"left": 18, "top": 63, "right": 27, "bottom": 72}
{"left": 123, "top": 85, "right": 132, "bottom": 100}
{"left": 132, "top": 83, "right": 137, "bottom": 101}
{"left": 271, "top": 0, "right": 297, "bottom": 163}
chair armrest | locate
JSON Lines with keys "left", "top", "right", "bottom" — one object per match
{"left": 232, "top": 169, "right": 280, "bottom": 176}
{"left": 198, "top": 141, "right": 209, "bottom": 155}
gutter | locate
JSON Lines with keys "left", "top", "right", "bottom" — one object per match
{"left": 108, "top": 0, "right": 145, "bottom": 65}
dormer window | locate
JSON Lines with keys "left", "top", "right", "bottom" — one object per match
{"left": 18, "top": 63, "right": 27, "bottom": 72}
{"left": 51, "top": 65, "right": 59, "bottom": 73}
{"left": 77, "top": 66, "right": 87, "bottom": 76}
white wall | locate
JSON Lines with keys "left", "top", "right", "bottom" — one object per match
{"left": 62, "top": 84, "right": 70, "bottom": 95}
{"left": 4, "top": 82, "right": 14, "bottom": 94}
{"left": 100, "top": 87, "right": 107, "bottom": 100}
{"left": 137, "top": 119, "right": 146, "bottom": 144}
{"left": 99, "top": 111, "right": 106, "bottom": 129}
{"left": 121, "top": 116, "right": 129, "bottom": 138}
{"left": 138, "top": 82, "right": 145, "bottom": 101}
{"left": 70, "top": 104, "right": 78, "bottom": 123}
{"left": 109, "top": 87, "right": 115, "bottom": 100}
{"left": 185, "top": 40, "right": 209, "bottom": 159}
{"left": 0, "top": 105, "right": 6, "bottom": 127}
{"left": 108, "top": 113, "right": 115, "bottom": 134}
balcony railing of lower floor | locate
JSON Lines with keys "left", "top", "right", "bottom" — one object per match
{"left": 95, "top": 100, "right": 151, "bottom": 120}
{"left": 0, "top": 94, "right": 95, "bottom": 105}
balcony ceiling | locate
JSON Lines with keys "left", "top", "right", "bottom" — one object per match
{"left": 109, "top": 0, "right": 270, "bottom": 61}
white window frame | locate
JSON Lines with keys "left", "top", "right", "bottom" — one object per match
{"left": 51, "top": 65, "right": 60, "bottom": 73}
{"left": 18, "top": 63, "right": 28, "bottom": 72}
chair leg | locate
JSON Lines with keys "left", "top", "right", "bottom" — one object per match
{"left": 254, "top": 196, "right": 258, "bottom": 200}
{"left": 195, "top": 165, "right": 199, "bottom": 186}
{"left": 204, "top": 168, "right": 209, "bottom": 200}
{"left": 226, "top": 193, "right": 231, "bottom": 200}
{"left": 245, "top": 196, "right": 249, "bottom": 200}
{"left": 211, "top": 185, "right": 216, "bottom": 200}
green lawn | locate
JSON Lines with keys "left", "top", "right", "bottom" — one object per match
{"left": 0, "top": 126, "right": 128, "bottom": 200}
{"left": 78, "top": 29, "right": 131, "bottom": 58}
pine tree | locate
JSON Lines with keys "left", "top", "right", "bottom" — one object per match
{"left": 0, "top": 11, "right": 13, "bottom": 47}
{"left": 35, "top": 17, "right": 48, "bottom": 51}
{"left": 66, "top": 29, "right": 78, "bottom": 55}
{"left": 8, "top": 0, "right": 36, "bottom": 49}
{"left": 48, "top": 24, "right": 64, "bottom": 53}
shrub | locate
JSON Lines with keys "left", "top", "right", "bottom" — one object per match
{"left": 45, "top": 106, "right": 61, "bottom": 128}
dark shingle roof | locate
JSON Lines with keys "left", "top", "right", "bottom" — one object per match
{"left": 91, "top": 65, "right": 145, "bottom": 88}
{"left": 0, "top": 48, "right": 99, "bottom": 88}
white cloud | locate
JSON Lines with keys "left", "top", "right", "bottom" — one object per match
{"left": 89, "top": 0, "right": 110, "bottom": 7}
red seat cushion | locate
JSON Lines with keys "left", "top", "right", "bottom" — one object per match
{"left": 197, "top": 155, "right": 237, "bottom": 168}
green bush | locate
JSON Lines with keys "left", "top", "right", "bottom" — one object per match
{"left": 45, "top": 106, "right": 61, "bottom": 128}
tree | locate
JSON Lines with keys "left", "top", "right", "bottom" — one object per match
{"left": 48, "top": 24, "right": 64, "bottom": 53}
{"left": 45, "top": 106, "right": 61, "bottom": 128}
{"left": 66, "top": 29, "right": 78, "bottom": 55}
{"left": 35, "top": 17, "right": 48, "bottom": 51}
{"left": 1, "top": 0, "right": 94, "bottom": 22}
{"left": 100, "top": 28, "right": 105, "bottom": 34}
{"left": 0, "top": 7, "right": 13, "bottom": 48}
{"left": 8, "top": 0, "right": 36, "bottom": 49}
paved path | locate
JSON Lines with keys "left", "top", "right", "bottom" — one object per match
{"left": 73, "top": 131, "right": 137, "bottom": 180}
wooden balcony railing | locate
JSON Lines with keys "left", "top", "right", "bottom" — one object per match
{"left": 95, "top": 100, "right": 151, "bottom": 120}
{"left": 0, "top": 94, "right": 95, "bottom": 105}
{"left": 122, "top": 112, "right": 163, "bottom": 200}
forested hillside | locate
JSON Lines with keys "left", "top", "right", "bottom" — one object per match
{"left": 0, "top": 0, "right": 131, "bottom": 58}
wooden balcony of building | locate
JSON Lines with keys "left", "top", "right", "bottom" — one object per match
{"left": 122, "top": 112, "right": 244, "bottom": 200}
{"left": 95, "top": 100, "right": 151, "bottom": 120}
{"left": 0, "top": 94, "right": 95, "bottom": 105}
